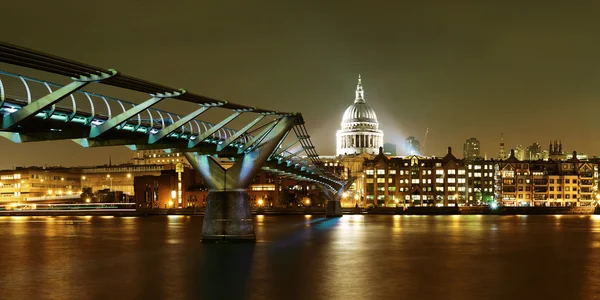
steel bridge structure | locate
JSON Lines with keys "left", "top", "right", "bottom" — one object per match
{"left": 0, "top": 41, "right": 350, "bottom": 242}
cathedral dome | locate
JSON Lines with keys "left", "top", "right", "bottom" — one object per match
{"left": 336, "top": 74, "right": 384, "bottom": 156}
{"left": 340, "top": 74, "right": 379, "bottom": 130}
{"left": 342, "top": 101, "right": 378, "bottom": 125}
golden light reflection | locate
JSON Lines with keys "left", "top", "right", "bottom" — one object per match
{"left": 393, "top": 215, "right": 401, "bottom": 234}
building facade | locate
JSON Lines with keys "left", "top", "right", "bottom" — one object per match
{"left": 362, "top": 147, "right": 495, "bottom": 207}
{"left": 336, "top": 75, "right": 383, "bottom": 156}
{"left": 463, "top": 138, "right": 481, "bottom": 160}
{"left": 497, "top": 150, "right": 599, "bottom": 207}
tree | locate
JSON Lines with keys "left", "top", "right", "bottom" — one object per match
{"left": 482, "top": 192, "right": 494, "bottom": 204}
{"left": 80, "top": 186, "right": 95, "bottom": 203}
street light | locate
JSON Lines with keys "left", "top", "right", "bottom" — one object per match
{"left": 257, "top": 199, "right": 264, "bottom": 207}
{"left": 106, "top": 174, "right": 112, "bottom": 191}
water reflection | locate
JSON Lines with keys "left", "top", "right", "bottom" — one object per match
{"left": 1, "top": 215, "right": 600, "bottom": 299}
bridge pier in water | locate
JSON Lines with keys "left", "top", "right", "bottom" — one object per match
{"left": 185, "top": 116, "right": 296, "bottom": 243}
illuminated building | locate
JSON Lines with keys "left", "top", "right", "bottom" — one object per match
{"left": 362, "top": 147, "right": 495, "bottom": 207}
{"left": 336, "top": 75, "right": 383, "bottom": 156}
{"left": 463, "top": 138, "right": 481, "bottom": 160}
{"left": 496, "top": 150, "right": 599, "bottom": 207}
{"left": 0, "top": 167, "right": 81, "bottom": 204}
{"left": 404, "top": 137, "right": 421, "bottom": 156}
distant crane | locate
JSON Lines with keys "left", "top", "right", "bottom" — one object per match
{"left": 422, "top": 128, "right": 429, "bottom": 156}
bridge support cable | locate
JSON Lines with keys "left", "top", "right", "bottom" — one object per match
{"left": 184, "top": 116, "right": 297, "bottom": 242}
{"left": 188, "top": 111, "right": 247, "bottom": 147}
{"left": 237, "top": 118, "right": 281, "bottom": 154}
{"left": 216, "top": 115, "right": 265, "bottom": 152}
{"left": 148, "top": 105, "right": 210, "bottom": 144}
{"left": 89, "top": 89, "right": 185, "bottom": 138}
{"left": 1, "top": 70, "right": 116, "bottom": 129}
{"left": 269, "top": 139, "right": 301, "bottom": 160}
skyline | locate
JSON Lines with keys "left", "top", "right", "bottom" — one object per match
{"left": 2, "top": 1, "right": 600, "bottom": 168}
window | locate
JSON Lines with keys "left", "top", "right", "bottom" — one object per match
{"left": 366, "top": 170, "right": 374, "bottom": 175}
{"left": 475, "top": 173, "right": 481, "bottom": 177}
{"left": 412, "top": 179, "right": 420, "bottom": 184}
{"left": 565, "top": 187, "right": 570, "bottom": 192}
{"left": 566, "top": 194, "right": 570, "bottom": 199}
{"left": 474, "top": 165, "right": 481, "bottom": 170}
{"left": 436, "top": 178, "right": 444, "bottom": 184}
{"left": 377, "top": 178, "right": 386, "bottom": 183}
{"left": 458, "top": 178, "right": 466, "bottom": 184}
{"left": 448, "top": 178, "right": 456, "bottom": 183}
{"left": 388, "top": 178, "right": 393, "bottom": 183}
{"left": 565, "top": 179, "right": 570, "bottom": 184}
{"left": 549, "top": 179, "right": 555, "bottom": 184}
{"left": 377, "top": 169, "right": 385, "bottom": 175}
{"left": 389, "top": 170, "right": 396, "bottom": 175}
{"left": 572, "top": 179, "right": 577, "bottom": 184}
{"left": 458, "top": 170, "right": 466, "bottom": 175}
{"left": 448, "top": 169, "right": 456, "bottom": 175}
{"left": 366, "top": 178, "right": 374, "bottom": 183}
{"left": 400, "top": 170, "right": 405, "bottom": 175}
{"left": 436, "top": 170, "right": 444, "bottom": 175}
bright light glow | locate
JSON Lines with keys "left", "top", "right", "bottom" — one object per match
{"left": 47, "top": 190, "right": 53, "bottom": 195}
{"left": 354, "top": 194, "right": 359, "bottom": 200}
{"left": 168, "top": 200, "right": 174, "bottom": 207}
{"left": 257, "top": 199, "right": 264, "bottom": 206}
{"left": 106, "top": 174, "right": 110, "bottom": 178}
{"left": 127, "top": 173, "right": 132, "bottom": 178}
{"left": 85, "top": 198, "right": 91, "bottom": 203}
{"left": 171, "top": 190, "right": 177, "bottom": 199}
{"left": 342, "top": 192, "right": 349, "bottom": 198}
{"left": 81, "top": 176, "right": 86, "bottom": 180}
{"left": 305, "top": 198, "right": 311, "bottom": 205}
{"left": 491, "top": 202, "right": 498, "bottom": 209}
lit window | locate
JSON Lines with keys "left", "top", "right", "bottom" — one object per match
{"left": 458, "top": 170, "right": 466, "bottom": 175}
{"left": 366, "top": 170, "right": 374, "bottom": 175}
{"left": 389, "top": 170, "right": 396, "bottom": 175}
{"left": 412, "top": 179, "right": 420, "bottom": 184}
{"left": 448, "top": 169, "right": 456, "bottom": 175}
{"left": 377, "top": 169, "right": 385, "bottom": 175}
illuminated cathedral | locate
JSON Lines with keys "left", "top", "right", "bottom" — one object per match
{"left": 336, "top": 75, "right": 384, "bottom": 156}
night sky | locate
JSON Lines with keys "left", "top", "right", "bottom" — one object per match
{"left": 2, "top": 1, "right": 600, "bottom": 168}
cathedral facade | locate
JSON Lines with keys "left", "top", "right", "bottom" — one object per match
{"left": 335, "top": 75, "right": 384, "bottom": 156}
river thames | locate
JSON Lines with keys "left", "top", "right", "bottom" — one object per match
{"left": 2, "top": 214, "right": 600, "bottom": 300}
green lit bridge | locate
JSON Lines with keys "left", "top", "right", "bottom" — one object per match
{"left": 0, "top": 41, "right": 352, "bottom": 242}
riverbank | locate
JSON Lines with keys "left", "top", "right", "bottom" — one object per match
{"left": 1, "top": 206, "right": 598, "bottom": 216}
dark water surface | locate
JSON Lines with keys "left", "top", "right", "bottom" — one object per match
{"left": 2, "top": 214, "right": 600, "bottom": 300}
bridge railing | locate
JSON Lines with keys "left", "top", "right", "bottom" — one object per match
{"left": 0, "top": 70, "right": 255, "bottom": 146}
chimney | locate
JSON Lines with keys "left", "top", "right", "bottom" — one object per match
{"left": 447, "top": 147, "right": 452, "bottom": 154}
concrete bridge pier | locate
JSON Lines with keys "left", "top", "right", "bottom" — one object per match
{"left": 324, "top": 178, "right": 355, "bottom": 218}
{"left": 185, "top": 116, "right": 296, "bottom": 242}
{"left": 325, "top": 200, "right": 343, "bottom": 218}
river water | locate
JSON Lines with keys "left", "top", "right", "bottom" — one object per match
{"left": 1, "top": 214, "right": 600, "bottom": 300}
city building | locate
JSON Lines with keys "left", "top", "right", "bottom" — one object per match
{"left": 496, "top": 150, "right": 599, "bottom": 206}
{"left": 336, "top": 75, "right": 383, "bottom": 156}
{"left": 404, "top": 137, "right": 421, "bottom": 156}
{"left": 498, "top": 133, "right": 507, "bottom": 160}
{"left": 362, "top": 147, "right": 494, "bottom": 207}
{"left": 463, "top": 138, "right": 481, "bottom": 160}
{"left": 514, "top": 145, "right": 525, "bottom": 161}
{"left": 525, "top": 142, "right": 542, "bottom": 160}
{"left": 383, "top": 143, "right": 397, "bottom": 156}
{"left": 549, "top": 140, "right": 565, "bottom": 160}
{"left": 0, "top": 167, "right": 81, "bottom": 204}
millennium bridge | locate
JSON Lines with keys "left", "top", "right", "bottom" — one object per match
{"left": 0, "top": 41, "right": 352, "bottom": 242}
